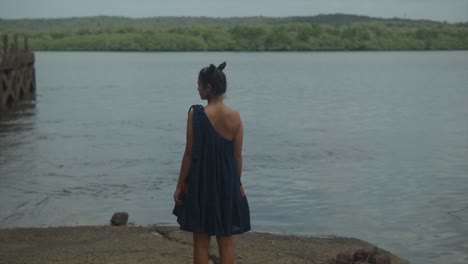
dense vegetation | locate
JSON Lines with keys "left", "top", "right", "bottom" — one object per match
{"left": 1, "top": 14, "right": 467, "bottom": 51}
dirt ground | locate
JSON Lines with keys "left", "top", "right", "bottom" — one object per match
{"left": 0, "top": 225, "right": 411, "bottom": 264}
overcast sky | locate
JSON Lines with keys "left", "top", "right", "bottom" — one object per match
{"left": 0, "top": 0, "right": 467, "bottom": 22}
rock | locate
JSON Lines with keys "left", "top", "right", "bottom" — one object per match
{"left": 336, "top": 248, "right": 391, "bottom": 264}
{"left": 335, "top": 252, "right": 353, "bottom": 264}
{"left": 374, "top": 253, "right": 391, "bottom": 264}
{"left": 353, "top": 249, "right": 374, "bottom": 262}
{"left": 110, "top": 212, "right": 129, "bottom": 226}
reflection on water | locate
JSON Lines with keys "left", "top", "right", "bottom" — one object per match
{"left": 0, "top": 101, "right": 36, "bottom": 125}
{"left": 1, "top": 51, "right": 468, "bottom": 264}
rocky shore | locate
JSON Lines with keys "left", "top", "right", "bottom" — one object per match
{"left": 0, "top": 225, "right": 411, "bottom": 264}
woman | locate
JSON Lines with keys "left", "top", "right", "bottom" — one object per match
{"left": 173, "top": 62, "right": 251, "bottom": 264}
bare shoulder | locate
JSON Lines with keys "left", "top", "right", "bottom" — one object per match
{"left": 223, "top": 105, "right": 241, "bottom": 123}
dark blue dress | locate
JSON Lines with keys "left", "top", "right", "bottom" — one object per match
{"left": 173, "top": 105, "right": 251, "bottom": 236}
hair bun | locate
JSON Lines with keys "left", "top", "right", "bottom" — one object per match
{"left": 217, "top": 62, "right": 226, "bottom": 71}
{"left": 208, "top": 64, "right": 217, "bottom": 73}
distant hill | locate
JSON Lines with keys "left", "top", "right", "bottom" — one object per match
{"left": 1, "top": 14, "right": 467, "bottom": 52}
{"left": 0, "top": 14, "right": 454, "bottom": 32}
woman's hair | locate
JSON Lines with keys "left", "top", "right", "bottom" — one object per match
{"left": 198, "top": 62, "right": 227, "bottom": 96}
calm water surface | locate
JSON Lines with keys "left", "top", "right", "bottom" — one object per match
{"left": 1, "top": 51, "right": 467, "bottom": 264}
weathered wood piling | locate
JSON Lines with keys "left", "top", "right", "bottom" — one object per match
{"left": 0, "top": 34, "right": 36, "bottom": 112}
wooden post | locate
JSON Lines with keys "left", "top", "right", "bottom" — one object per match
{"left": 24, "top": 36, "right": 29, "bottom": 52}
{"left": 0, "top": 34, "right": 36, "bottom": 112}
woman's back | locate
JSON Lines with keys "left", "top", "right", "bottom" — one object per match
{"left": 203, "top": 104, "right": 241, "bottom": 142}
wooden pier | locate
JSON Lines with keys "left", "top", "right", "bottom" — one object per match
{"left": 0, "top": 34, "right": 36, "bottom": 112}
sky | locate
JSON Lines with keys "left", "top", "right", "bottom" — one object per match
{"left": 0, "top": 0, "right": 467, "bottom": 22}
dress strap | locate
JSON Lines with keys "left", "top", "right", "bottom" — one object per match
{"left": 188, "top": 104, "right": 203, "bottom": 114}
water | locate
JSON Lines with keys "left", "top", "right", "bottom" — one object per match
{"left": 1, "top": 51, "right": 467, "bottom": 264}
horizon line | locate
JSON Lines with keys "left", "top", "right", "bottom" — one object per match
{"left": 1, "top": 13, "right": 467, "bottom": 24}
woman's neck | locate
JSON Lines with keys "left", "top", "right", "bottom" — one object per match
{"left": 207, "top": 95, "right": 223, "bottom": 105}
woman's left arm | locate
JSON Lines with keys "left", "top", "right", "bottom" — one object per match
{"left": 232, "top": 112, "right": 245, "bottom": 195}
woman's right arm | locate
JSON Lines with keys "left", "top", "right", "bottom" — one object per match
{"left": 174, "top": 110, "right": 193, "bottom": 205}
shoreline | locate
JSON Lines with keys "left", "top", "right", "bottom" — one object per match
{"left": 30, "top": 49, "right": 468, "bottom": 52}
{"left": 0, "top": 224, "right": 411, "bottom": 264}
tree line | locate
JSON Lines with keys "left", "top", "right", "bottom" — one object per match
{"left": 1, "top": 15, "right": 467, "bottom": 51}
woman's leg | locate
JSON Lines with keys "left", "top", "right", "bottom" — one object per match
{"left": 216, "top": 236, "right": 234, "bottom": 264}
{"left": 193, "top": 232, "right": 211, "bottom": 264}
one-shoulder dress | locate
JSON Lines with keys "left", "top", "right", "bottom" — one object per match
{"left": 172, "top": 105, "right": 251, "bottom": 236}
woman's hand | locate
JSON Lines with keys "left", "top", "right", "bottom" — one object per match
{"left": 174, "top": 184, "right": 185, "bottom": 206}
{"left": 240, "top": 185, "right": 246, "bottom": 196}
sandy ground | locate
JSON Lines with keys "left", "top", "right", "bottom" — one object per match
{"left": 0, "top": 225, "right": 411, "bottom": 264}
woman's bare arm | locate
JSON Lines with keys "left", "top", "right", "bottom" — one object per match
{"left": 174, "top": 110, "right": 193, "bottom": 205}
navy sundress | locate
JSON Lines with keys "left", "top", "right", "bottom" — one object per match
{"left": 172, "top": 105, "right": 251, "bottom": 236}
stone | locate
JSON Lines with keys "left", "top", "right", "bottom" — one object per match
{"left": 110, "top": 212, "right": 129, "bottom": 226}
{"left": 353, "top": 249, "right": 374, "bottom": 262}
{"left": 335, "top": 252, "right": 353, "bottom": 264}
{"left": 374, "top": 253, "right": 391, "bottom": 264}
